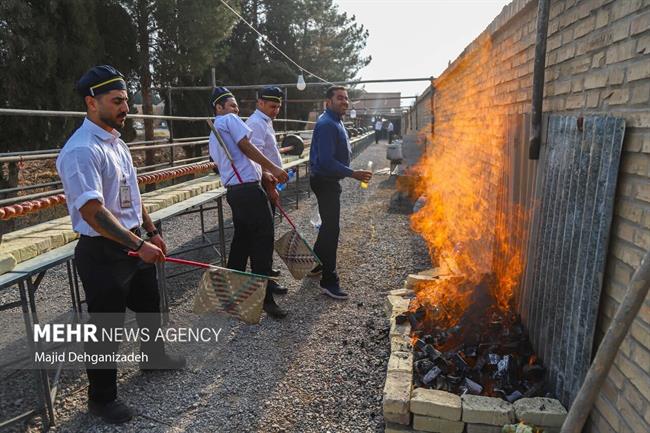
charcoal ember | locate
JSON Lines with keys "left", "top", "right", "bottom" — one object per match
{"left": 414, "top": 351, "right": 427, "bottom": 361}
{"left": 463, "top": 345, "right": 478, "bottom": 358}
{"left": 453, "top": 352, "right": 469, "bottom": 372}
{"left": 523, "top": 363, "right": 545, "bottom": 381}
{"left": 423, "top": 366, "right": 442, "bottom": 385}
{"left": 448, "top": 325, "right": 461, "bottom": 335}
{"left": 458, "top": 385, "right": 469, "bottom": 396}
{"left": 493, "top": 388, "right": 507, "bottom": 400}
{"left": 423, "top": 334, "right": 436, "bottom": 345}
{"left": 488, "top": 353, "right": 501, "bottom": 365}
{"left": 505, "top": 390, "right": 523, "bottom": 402}
{"left": 464, "top": 377, "right": 483, "bottom": 395}
{"left": 414, "top": 338, "right": 427, "bottom": 351}
{"left": 447, "top": 374, "right": 462, "bottom": 385}
{"left": 414, "top": 359, "right": 434, "bottom": 375}
{"left": 523, "top": 381, "right": 545, "bottom": 398}
{"left": 433, "top": 355, "right": 450, "bottom": 373}
{"left": 395, "top": 313, "right": 408, "bottom": 325}
{"left": 423, "top": 344, "right": 442, "bottom": 362}
{"left": 435, "top": 375, "right": 448, "bottom": 391}
{"left": 473, "top": 355, "right": 487, "bottom": 372}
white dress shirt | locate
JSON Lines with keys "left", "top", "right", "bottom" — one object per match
{"left": 375, "top": 120, "right": 383, "bottom": 131}
{"left": 56, "top": 118, "right": 142, "bottom": 236}
{"left": 388, "top": 122, "right": 394, "bottom": 132}
{"left": 246, "top": 109, "right": 282, "bottom": 167}
{"left": 208, "top": 113, "right": 260, "bottom": 186}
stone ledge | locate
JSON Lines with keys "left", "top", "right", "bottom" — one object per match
{"left": 388, "top": 350, "right": 414, "bottom": 374}
{"left": 462, "top": 395, "right": 516, "bottom": 425}
{"left": 383, "top": 371, "right": 413, "bottom": 416}
{"left": 412, "top": 415, "right": 465, "bottom": 433}
{"left": 513, "top": 397, "right": 567, "bottom": 427}
{"left": 410, "top": 388, "right": 462, "bottom": 421}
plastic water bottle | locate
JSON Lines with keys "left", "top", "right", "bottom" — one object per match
{"left": 276, "top": 169, "right": 295, "bottom": 191}
{"left": 360, "top": 161, "right": 373, "bottom": 189}
{"left": 310, "top": 207, "right": 321, "bottom": 230}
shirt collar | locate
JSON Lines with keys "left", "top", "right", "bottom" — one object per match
{"left": 325, "top": 108, "right": 341, "bottom": 121}
{"left": 83, "top": 118, "right": 121, "bottom": 142}
{"left": 254, "top": 109, "right": 272, "bottom": 124}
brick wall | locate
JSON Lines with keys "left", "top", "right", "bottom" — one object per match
{"left": 402, "top": 0, "right": 650, "bottom": 431}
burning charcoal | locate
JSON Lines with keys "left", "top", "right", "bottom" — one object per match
{"left": 523, "top": 381, "right": 545, "bottom": 398}
{"left": 414, "top": 359, "right": 434, "bottom": 375}
{"left": 435, "top": 375, "right": 447, "bottom": 390}
{"left": 423, "top": 366, "right": 442, "bottom": 385}
{"left": 463, "top": 345, "right": 478, "bottom": 358}
{"left": 414, "top": 338, "right": 427, "bottom": 351}
{"left": 434, "top": 356, "right": 449, "bottom": 372}
{"left": 458, "top": 385, "right": 469, "bottom": 396}
{"left": 395, "top": 313, "right": 408, "bottom": 325}
{"left": 453, "top": 353, "right": 469, "bottom": 372}
{"left": 447, "top": 375, "right": 462, "bottom": 385}
{"left": 423, "top": 334, "right": 436, "bottom": 345}
{"left": 523, "top": 363, "right": 546, "bottom": 381}
{"left": 424, "top": 344, "right": 442, "bottom": 362}
{"left": 505, "top": 390, "right": 523, "bottom": 403}
{"left": 473, "top": 356, "right": 487, "bottom": 372}
{"left": 496, "top": 355, "right": 510, "bottom": 376}
{"left": 493, "top": 388, "right": 507, "bottom": 400}
{"left": 448, "top": 325, "right": 461, "bottom": 335}
{"left": 488, "top": 353, "right": 501, "bottom": 365}
{"left": 464, "top": 377, "right": 483, "bottom": 395}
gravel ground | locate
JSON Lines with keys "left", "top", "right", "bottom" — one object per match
{"left": 1, "top": 136, "right": 430, "bottom": 433}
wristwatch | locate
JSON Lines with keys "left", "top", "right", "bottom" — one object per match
{"left": 146, "top": 229, "right": 159, "bottom": 238}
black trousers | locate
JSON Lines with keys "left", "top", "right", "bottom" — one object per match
{"left": 310, "top": 175, "right": 342, "bottom": 286}
{"left": 374, "top": 130, "right": 381, "bottom": 143}
{"left": 226, "top": 182, "right": 275, "bottom": 299}
{"left": 75, "top": 235, "right": 163, "bottom": 404}
{"left": 388, "top": 131, "right": 393, "bottom": 144}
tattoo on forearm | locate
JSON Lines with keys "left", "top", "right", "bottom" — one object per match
{"left": 95, "top": 208, "right": 139, "bottom": 249}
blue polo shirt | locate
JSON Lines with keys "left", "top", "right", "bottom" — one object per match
{"left": 309, "top": 108, "right": 353, "bottom": 179}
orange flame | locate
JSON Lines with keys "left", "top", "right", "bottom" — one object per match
{"left": 408, "top": 37, "right": 528, "bottom": 323}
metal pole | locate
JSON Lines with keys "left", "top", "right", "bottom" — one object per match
{"left": 284, "top": 87, "right": 288, "bottom": 134}
{"left": 529, "top": 0, "right": 551, "bottom": 160}
{"left": 211, "top": 67, "right": 216, "bottom": 87}
{"left": 561, "top": 248, "right": 650, "bottom": 433}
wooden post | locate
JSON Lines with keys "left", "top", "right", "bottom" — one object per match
{"left": 528, "top": 0, "right": 550, "bottom": 160}
{"left": 561, "top": 248, "right": 650, "bottom": 433}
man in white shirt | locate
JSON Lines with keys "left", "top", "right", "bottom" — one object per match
{"left": 387, "top": 121, "right": 395, "bottom": 144}
{"left": 208, "top": 87, "right": 289, "bottom": 318}
{"left": 56, "top": 65, "right": 184, "bottom": 424}
{"left": 246, "top": 86, "right": 286, "bottom": 289}
{"left": 374, "top": 118, "right": 383, "bottom": 143}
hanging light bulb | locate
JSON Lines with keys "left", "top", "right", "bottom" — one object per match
{"left": 349, "top": 108, "right": 357, "bottom": 118}
{"left": 390, "top": 108, "right": 396, "bottom": 114}
{"left": 296, "top": 72, "right": 306, "bottom": 91}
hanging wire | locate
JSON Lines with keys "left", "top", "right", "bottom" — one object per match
{"left": 219, "top": 0, "right": 335, "bottom": 86}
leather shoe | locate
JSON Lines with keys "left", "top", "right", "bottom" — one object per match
{"left": 140, "top": 352, "right": 186, "bottom": 371}
{"left": 268, "top": 280, "right": 288, "bottom": 295}
{"left": 263, "top": 299, "right": 287, "bottom": 319}
{"left": 88, "top": 399, "right": 133, "bottom": 424}
{"left": 269, "top": 269, "right": 281, "bottom": 277}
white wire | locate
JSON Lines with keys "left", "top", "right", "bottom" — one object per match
{"left": 219, "top": 0, "right": 334, "bottom": 87}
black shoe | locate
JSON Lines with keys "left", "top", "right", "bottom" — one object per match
{"left": 320, "top": 283, "right": 349, "bottom": 300}
{"left": 269, "top": 269, "right": 281, "bottom": 277}
{"left": 263, "top": 299, "right": 287, "bottom": 319}
{"left": 88, "top": 399, "right": 133, "bottom": 424}
{"left": 308, "top": 264, "right": 323, "bottom": 277}
{"left": 268, "top": 280, "right": 288, "bottom": 295}
{"left": 140, "top": 352, "right": 186, "bottom": 371}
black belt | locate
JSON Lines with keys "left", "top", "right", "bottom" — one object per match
{"left": 310, "top": 174, "right": 341, "bottom": 182}
{"left": 226, "top": 181, "right": 260, "bottom": 191}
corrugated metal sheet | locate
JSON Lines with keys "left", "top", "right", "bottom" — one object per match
{"left": 518, "top": 115, "right": 625, "bottom": 406}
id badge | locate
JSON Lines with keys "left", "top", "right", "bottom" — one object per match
{"left": 119, "top": 183, "right": 132, "bottom": 208}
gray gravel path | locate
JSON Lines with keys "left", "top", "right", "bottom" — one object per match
{"left": 2, "top": 137, "right": 429, "bottom": 433}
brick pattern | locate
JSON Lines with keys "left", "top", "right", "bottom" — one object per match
{"left": 400, "top": 1, "right": 650, "bottom": 432}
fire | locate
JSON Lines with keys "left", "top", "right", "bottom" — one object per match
{"left": 408, "top": 37, "right": 528, "bottom": 323}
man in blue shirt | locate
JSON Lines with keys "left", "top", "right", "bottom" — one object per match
{"left": 309, "top": 86, "right": 372, "bottom": 299}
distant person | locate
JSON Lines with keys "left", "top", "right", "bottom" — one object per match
{"left": 387, "top": 121, "right": 394, "bottom": 144}
{"left": 308, "top": 86, "right": 372, "bottom": 299}
{"left": 207, "top": 87, "right": 289, "bottom": 318}
{"left": 374, "top": 118, "right": 383, "bottom": 143}
{"left": 56, "top": 65, "right": 185, "bottom": 424}
{"left": 246, "top": 86, "right": 287, "bottom": 288}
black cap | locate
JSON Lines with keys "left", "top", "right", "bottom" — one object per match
{"left": 75, "top": 65, "right": 127, "bottom": 97}
{"left": 259, "top": 86, "right": 283, "bottom": 102}
{"left": 211, "top": 86, "right": 234, "bottom": 107}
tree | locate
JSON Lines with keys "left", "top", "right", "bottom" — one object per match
{"left": 213, "top": 0, "right": 371, "bottom": 121}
